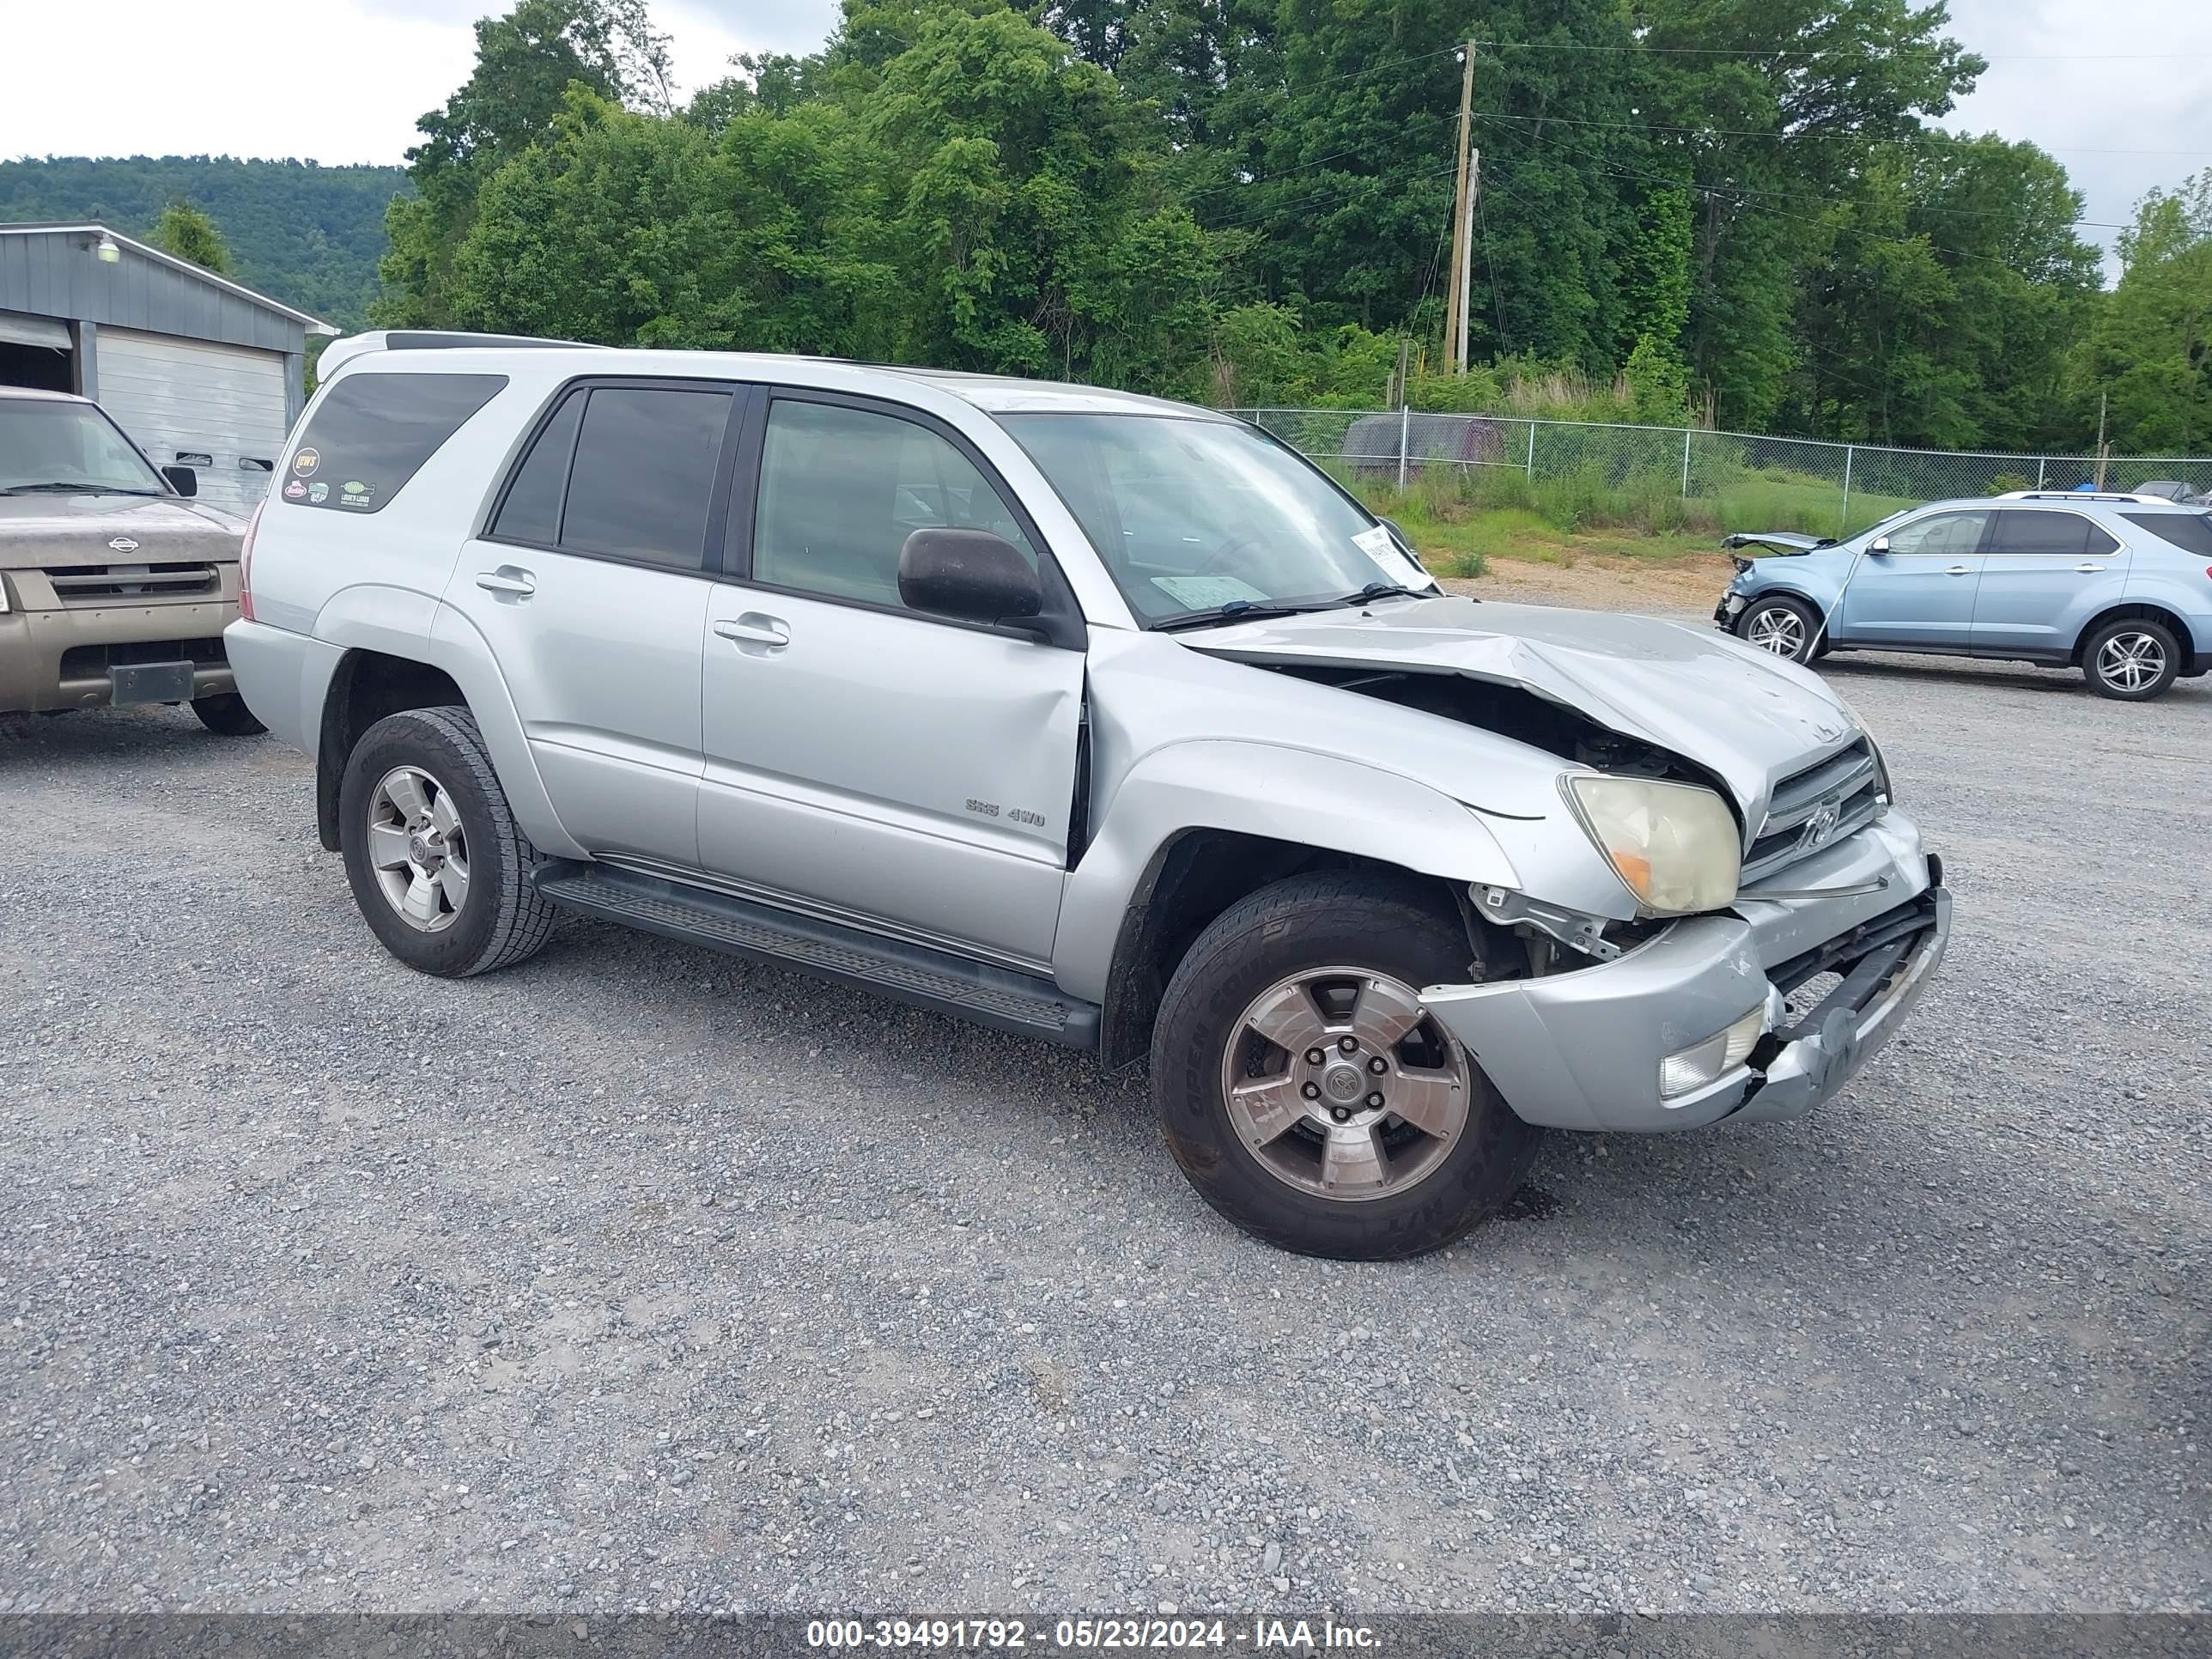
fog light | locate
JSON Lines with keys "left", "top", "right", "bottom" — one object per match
{"left": 1659, "top": 1006, "right": 1767, "bottom": 1099}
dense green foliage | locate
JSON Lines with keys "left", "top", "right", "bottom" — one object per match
{"left": 149, "top": 202, "right": 232, "bottom": 275}
{"left": 0, "top": 156, "right": 405, "bottom": 326}
{"left": 22, "top": 0, "right": 2158, "bottom": 455}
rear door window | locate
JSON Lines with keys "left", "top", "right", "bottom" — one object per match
{"left": 1989, "top": 510, "right": 2098, "bottom": 556}
{"left": 284, "top": 372, "right": 506, "bottom": 513}
{"left": 489, "top": 388, "right": 584, "bottom": 546}
{"left": 556, "top": 386, "right": 732, "bottom": 571}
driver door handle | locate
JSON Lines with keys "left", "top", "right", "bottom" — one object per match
{"left": 1944, "top": 564, "right": 1972, "bottom": 576}
{"left": 2075, "top": 562, "right": 2106, "bottom": 573}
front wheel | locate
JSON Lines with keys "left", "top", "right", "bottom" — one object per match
{"left": 1735, "top": 594, "right": 1821, "bottom": 664}
{"left": 1150, "top": 872, "right": 1542, "bottom": 1261}
{"left": 2081, "top": 618, "right": 2179, "bottom": 701}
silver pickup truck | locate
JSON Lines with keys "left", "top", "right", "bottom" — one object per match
{"left": 224, "top": 334, "right": 1951, "bottom": 1260}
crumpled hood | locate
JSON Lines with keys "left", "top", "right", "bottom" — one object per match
{"left": 0, "top": 493, "right": 245, "bottom": 571}
{"left": 1182, "top": 594, "right": 1861, "bottom": 816}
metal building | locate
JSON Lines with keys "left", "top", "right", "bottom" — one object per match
{"left": 0, "top": 222, "right": 337, "bottom": 514}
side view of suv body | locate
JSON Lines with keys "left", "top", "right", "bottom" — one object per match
{"left": 0, "top": 386, "right": 263, "bottom": 732}
{"left": 228, "top": 334, "right": 1951, "bottom": 1260}
{"left": 1717, "top": 491, "right": 2212, "bottom": 700}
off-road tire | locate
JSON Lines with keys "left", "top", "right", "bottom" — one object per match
{"left": 2080, "top": 617, "right": 2180, "bottom": 702}
{"left": 1150, "top": 871, "right": 1542, "bottom": 1261}
{"left": 1735, "top": 593, "right": 1821, "bottom": 665}
{"left": 191, "top": 692, "right": 266, "bottom": 736}
{"left": 337, "top": 705, "right": 556, "bottom": 977}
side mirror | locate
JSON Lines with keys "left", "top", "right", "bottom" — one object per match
{"left": 898, "top": 527, "right": 1042, "bottom": 624}
{"left": 161, "top": 465, "right": 198, "bottom": 497}
{"left": 1867, "top": 535, "right": 1889, "bottom": 555}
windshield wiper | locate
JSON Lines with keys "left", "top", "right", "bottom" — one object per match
{"left": 0, "top": 482, "right": 165, "bottom": 496}
{"left": 1151, "top": 599, "right": 1340, "bottom": 633}
{"left": 1338, "top": 581, "right": 1427, "bottom": 605}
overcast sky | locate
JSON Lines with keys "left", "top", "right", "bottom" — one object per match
{"left": 3, "top": 0, "right": 2206, "bottom": 278}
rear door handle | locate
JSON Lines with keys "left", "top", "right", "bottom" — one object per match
{"left": 475, "top": 567, "right": 536, "bottom": 599}
{"left": 1944, "top": 565, "right": 1972, "bottom": 576}
{"left": 2075, "top": 562, "right": 2106, "bottom": 573}
{"left": 714, "top": 613, "right": 791, "bottom": 653}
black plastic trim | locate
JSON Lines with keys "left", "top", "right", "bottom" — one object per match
{"left": 533, "top": 863, "right": 1102, "bottom": 1048}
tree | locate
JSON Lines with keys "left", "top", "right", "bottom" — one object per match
{"left": 2081, "top": 173, "right": 2212, "bottom": 454}
{"left": 149, "top": 201, "right": 232, "bottom": 275}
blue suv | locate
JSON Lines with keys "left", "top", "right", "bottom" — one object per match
{"left": 1717, "top": 492, "right": 2212, "bottom": 701}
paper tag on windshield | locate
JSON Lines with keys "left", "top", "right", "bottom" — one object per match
{"left": 1353, "top": 526, "right": 1433, "bottom": 590}
{"left": 1152, "top": 574, "right": 1269, "bottom": 609}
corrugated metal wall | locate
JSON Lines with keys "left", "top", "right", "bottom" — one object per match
{"left": 0, "top": 229, "right": 307, "bottom": 354}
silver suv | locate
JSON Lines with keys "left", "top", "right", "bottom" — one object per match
{"left": 226, "top": 334, "right": 1952, "bottom": 1260}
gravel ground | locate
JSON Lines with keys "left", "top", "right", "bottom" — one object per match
{"left": 1, "top": 636, "right": 2206, "bottom": 1619}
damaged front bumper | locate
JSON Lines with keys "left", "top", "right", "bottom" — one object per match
{"left": 1420, "top": 819, "right": 1950, "bottom": 1133}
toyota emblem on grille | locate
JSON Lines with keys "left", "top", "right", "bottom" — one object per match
{"left": 1799, "top": 794, "right": 1844, "bottom": 853}
{"left": 108, "top": 537, "right": 139, "bottom": 553}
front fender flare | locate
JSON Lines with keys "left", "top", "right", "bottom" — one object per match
{"left": 1052, "top": 739, "right": 1519, "bottom": 1004}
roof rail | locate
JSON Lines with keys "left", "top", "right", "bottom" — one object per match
{"left": 318, "top": 329, "right": 605, "bottom": 379}
{"left": 1993, "top": 489, "right": 2169, "bottom": 505}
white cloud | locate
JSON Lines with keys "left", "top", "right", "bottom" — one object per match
{"left": 1942, "top": 0, "right": 2212, "bottom": 276}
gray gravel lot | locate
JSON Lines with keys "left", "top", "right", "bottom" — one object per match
{"left": 2, "top": 645, "right": 2206, "bottom": 1618}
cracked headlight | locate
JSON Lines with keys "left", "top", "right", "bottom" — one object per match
{"left": 1565, "top": 775, "right": 1741, "bottom": 915}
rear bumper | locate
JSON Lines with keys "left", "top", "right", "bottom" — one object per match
{"left": 0, "top": 594, "right": 236, "bottom": 714}
{"left": 1422, "top": 819, "right": 1950, "bottom": 1133}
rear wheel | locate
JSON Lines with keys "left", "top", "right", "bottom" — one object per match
{"left": 1150, "top": 872, "right": 1541, "bottom": 1261}
{"left": 191, "top": 692, "right": 265, "bottom": 736}
{"left": 2081, "top": 618, "right": 2179, "bottom": 701}
{"left": 337, "top": 706, "right": 556, "bottom": 976}
{"left": 1736, "top": 594, "right": 1820, "bottom": 664}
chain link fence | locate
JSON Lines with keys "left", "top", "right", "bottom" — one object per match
{"left": 1237, "top": 408, "right": 2212, "bottom": 538}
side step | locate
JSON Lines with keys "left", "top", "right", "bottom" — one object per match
{"left": 532, "top": 863, "right": 1101, "bottom": 1048}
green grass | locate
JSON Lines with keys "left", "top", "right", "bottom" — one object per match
{"left": 1352, "top": 460, "right": 1927, "bottom": 573}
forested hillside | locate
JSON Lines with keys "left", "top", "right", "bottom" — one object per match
{"left": 0, "top": 157, "right": 406, "bottom": 328}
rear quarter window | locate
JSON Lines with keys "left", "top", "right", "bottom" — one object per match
{"left": 2120, "top": 512, "right": 2212, "bottom": 558}
{"left": 282, "top": 372, "right": 507, "bottom": 514}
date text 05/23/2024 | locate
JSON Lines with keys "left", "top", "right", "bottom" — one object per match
{"left": 805, "top": 1617, "right": 1383, "bottom": 1650}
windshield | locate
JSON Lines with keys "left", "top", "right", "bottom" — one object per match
{"left": 998, "top": 412, "right": 1431, "bottom": 625}
{"left": 0, "top": 398, "right": 169, "bottom": 496}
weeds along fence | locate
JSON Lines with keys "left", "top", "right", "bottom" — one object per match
{"left": 1235, "top": 409, "right": 2212, "bottom": 539}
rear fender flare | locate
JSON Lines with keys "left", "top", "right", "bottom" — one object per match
{"left": 313, "top": 585, "right": 586, "bottom": 860}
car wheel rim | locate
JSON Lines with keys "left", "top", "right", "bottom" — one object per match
{"left": 366, "top": 764, "right": 470, "bottom": 933}
{"left": 1219, "top": 966, "right": 1471, "bottom": 1204}
{"left": 1748, "top": 606, "right": 1806, "bottom": 656}
{"left": 2096, "top": 631, "right": 2164, "bottom": 691}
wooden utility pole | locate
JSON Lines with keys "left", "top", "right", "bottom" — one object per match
{"left": 2094, "top": 390, "right": 2110, "bottom": 489}
{"left": 1443, "top": 41, "right": 1476, "bottom": 375}
{"left": 1458, "top": 146, "right": 1480, "bottom": 374}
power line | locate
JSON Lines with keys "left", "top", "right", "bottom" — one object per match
{"left": 1469, "top": 106, "right": 2210, "bottom": 163}
{"left": 1476, "top": 112, "right": 2134, "bottom": 230}
{"left": 1476, "top": 186, "right": 1511, "bottom": 353}
{"left": 1475, "top": 39, "right": 2204, "bottom": 61}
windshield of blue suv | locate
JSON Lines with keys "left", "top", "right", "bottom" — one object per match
{"left": 998, "top": 412, "right": 1435, "bottom": 625}
{"left": 0, "top": 398, "right": 169, "bottom": 496}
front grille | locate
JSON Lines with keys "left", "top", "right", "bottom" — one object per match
{"left": 58, "top": 640, "right": 226, "bottom": 679}
{"left": 44, "top": 562, "right": 221, "bottom": 601}
{"left": 1742, "top": 737, "right": 1882, "bottom": 883}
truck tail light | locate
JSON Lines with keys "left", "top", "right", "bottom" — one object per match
{"left": 239, "top": 499, "right": 264, "bottom": 622}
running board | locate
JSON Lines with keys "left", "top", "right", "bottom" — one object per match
{"left": 532, "top": 863, "right": 1101, "bottom": 1048}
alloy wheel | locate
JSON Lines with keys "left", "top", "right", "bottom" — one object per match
{"left": 1747, "top": 605, "right": 1808, "bottom": 657}
{"left": 1219, "top": 967, "right": 1471, "bottom": 1202}
{"left": 2095, "top": 631, "right": 2166, "bottom": 693}
{"left": 365, "top": 764, "right": 471, "bottom": 933}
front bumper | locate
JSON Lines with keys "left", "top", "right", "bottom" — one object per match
{"left": 0, "top": 592, "right": 237, "bottom": 714}
{"left": 1422, "top": 823, "right": 1950, "bottom": 1133}
{"left": 1713, "top": 590, "right": 1747, "bottom": 628}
